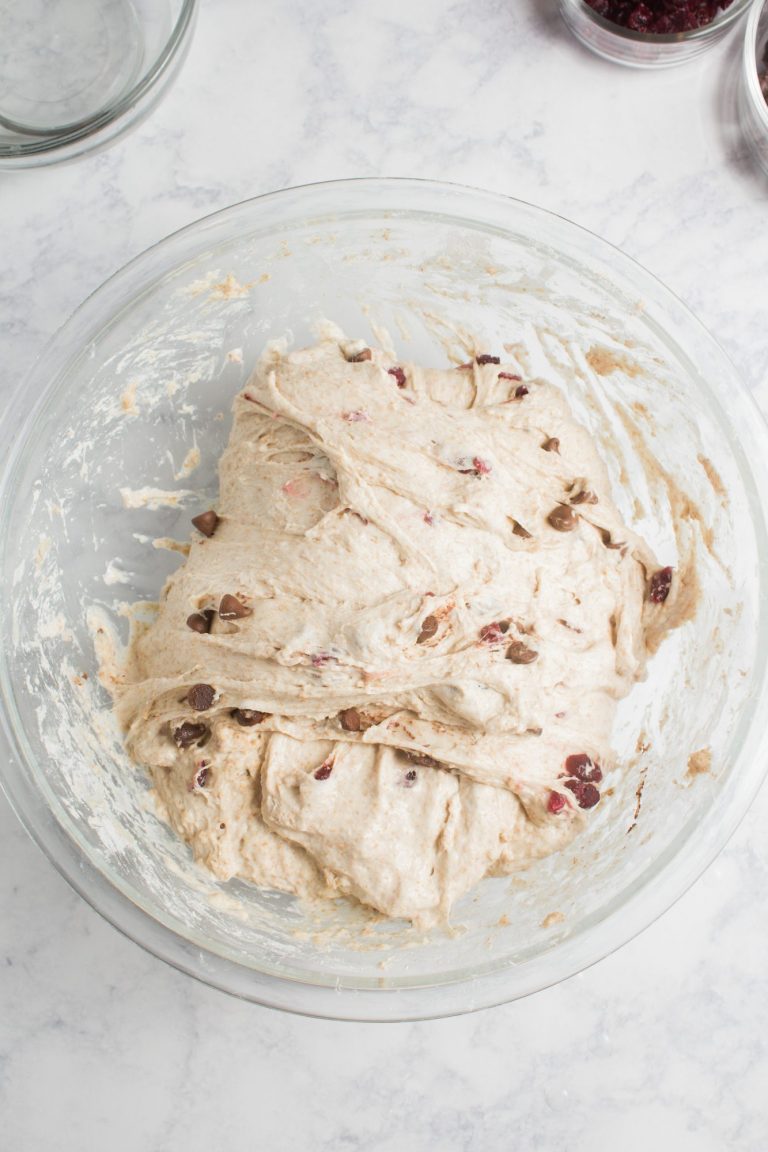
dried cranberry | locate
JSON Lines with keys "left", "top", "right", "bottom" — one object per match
{"left": 564, "top": 779, "right": 601, "bottom": 810}
{"left": 476, "top": 354, "right": 500, "bottom": 365}
{"left": 564, "top": 753, "right": 603, "bottom": 784}
{"left": 548, "top": 791, "right": 566, "bottom": 814}
{"left": 649, "top": 566, "right": 673, "bottom": 604}
{"left": 479, "top": 620, "right": 510, "bottom": 644}
{"left": 190, "top": 765, "right": 210, "bottom": 791}
{"left": 388, "top": 366, "right": 407, "bottom": 388}
{"left": 314, "top": 759, "right": 334, "bottom": 780}
{"left": 585, "top": 0, "right": 733, "bottom": 34}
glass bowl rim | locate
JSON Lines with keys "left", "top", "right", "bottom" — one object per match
{"left": 1, "top": 176, "right": 768, "bottom": 1021}
{"left": 561, "top": 0, "right": 752, "bottom": 43}
{"left": 743, "top": 0, "right": 768, "bottom": 128}
{"left": 0, "top": 0, "right": 198, "bottom": 165}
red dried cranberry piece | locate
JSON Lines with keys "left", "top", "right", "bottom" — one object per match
{"left": 564, "top": 779, "right": 601, "bottom": 809}
{"left": 498, "top": 371, "right": 522, "bottom": 382}
{"left": 388, "top": 366, "right": 407, "bottom": 388}
{"left": 649, "top": 566, "right": 673, "bottom": 604}
{"left": 190, "top": 764, "right": 210, "bottom": 791}
{"left": 547, "top": 791, "right": 566, "bottom": 814}
{"left": 479, "top": 620, "right": 510, "bottom": 644}
{"left": 476, "top": 354, "right": 500, "bottom": 365}
{"left": 314, "top": 759, "right": 334, "bottom": 781}
{"left": 564, "top": 753, "right": 603, "bottom": 783}
{"left": 514, "top": 385, "right": 529, "bottom": 399}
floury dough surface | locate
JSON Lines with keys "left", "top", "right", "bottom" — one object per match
{"left": 118, "top": 334, "right": 681, "bottom": 926}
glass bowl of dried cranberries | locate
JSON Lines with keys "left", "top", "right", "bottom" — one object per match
{"left": 740, "top": 0, "right": 768, "bottom": 172}
{"left": 560, "top": 0, "right": 752, "bottom": 66}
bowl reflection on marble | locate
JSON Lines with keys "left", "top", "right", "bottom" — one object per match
{"left": 1, "top": 178, "right": 767, "bottom": 1021}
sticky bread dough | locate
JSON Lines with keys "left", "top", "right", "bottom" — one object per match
{"left": 118, "top": 335, "right": 679, "bottom": 926}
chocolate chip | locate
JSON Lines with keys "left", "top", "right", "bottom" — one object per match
{"left": 219, "top": 594, "right": 251, "bottom": 619}
{"left": 564, "top": 779, "right": 600, "bottom": 809}
{"left": 191, "top": 510, "right": 219, "bottom": 537}
{"left": 232, "top": 708, "right": 266, "bottom": 726}
{"left": 314, "top": 759, "right": 334, "bottom": 780}
{"left": 188, "top": 683, "right": 215, "bottom": 711}
{"left": 417, "top": 614, "right": 438, "bottom": 644}
{"left": 186, "top": 610, "right": 215, "bottom": 634}
{"left": 506, "top": 640, "right": 538, "bottom": 665}
{"left": 541, "top": 438, "right": 560, "bottom": 453}
{"left": 348, "top": 348, "right": 372, "bottom": 362}
{"left": 339, "top": 708, "right": 362, "bottom": 732}
{"left": 403, "top": 769, "right": 418, "bottom": 788}
{"left": 564, "top": 753, "right": 603, "bottom": 783}
{"left": 388, "top": 366, "right": 407, "bottom": 388}
{"left": 476, "top": 354, "right": 500, "bottom": 365}
{"left": 600, "top": 528, "right": 624, "bottom": 550}
{"left": 514, "top": 385, "right": 529, "bottom": 399}
{"left": 173, "top": 721, "right": 210, "bottom": 749}
{"left": 547, "top": 505, "right": 578, "bottom": 532}
{"left": 511, "top": 520, "right": 532, "bottom": 539}
{"left": 569, "top": 488, "right": 598, "bottom": 506}
{"left": 649, "top": 566, "right": 673, "bottom": 604}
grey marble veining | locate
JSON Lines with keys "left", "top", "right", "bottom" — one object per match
{"left": 1, "top": 1, "right": 767, "bottom": 1149}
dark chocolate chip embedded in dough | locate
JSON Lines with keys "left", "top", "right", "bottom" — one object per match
{"left": 314, "top": 760, "right": 334, "bottom": 780}
{"left": 339, "top": 708, "right": 362, "bottom": 732}
{"left": 191, "top": 510, "right": 219, "bottom": 537}
{"left": 506, "top": 640, "right": 539, "bottom": 665}
{"left": 232, "top": 708, "right": 267, "bottom": 726}
{"left": 569, "top": 488, "right": 598, "bottom": 506}
{"left": 541, "top": 438, "right": 560, "bottom": 453}
{"left": 600, "top": 528, "right": 624, "bottom": 551}
{"left": 219, "top": 593, "right": 252, "bottom": 619}
{"left": 511, "top": 520, "right": 532, "bottom": 540}
{"left": 547, "top": 505, "right": 578, "bottom": 532}
{"left": 476, "top": 354, "right": 500, "bottom": 365}
{"left": 172, "top": 721, "right": 209, "bottom": 749}
{"left": 348, "top": 348, "right": 372, "bottom": 362}
{"left": 416, "top": 614, "right": 438, "bottom": 644}
{"left": 186, "top": 610, "right": 215, "bottom": 634}
{"left": 188, "top": 683, "right": 215, "bottom": 711}
{"left": 514, "top": 385, "right": 529, "bottom": 399}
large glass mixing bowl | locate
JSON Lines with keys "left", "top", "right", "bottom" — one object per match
{"left": 1, "top": 179, "right": 767, "bottom": 1021}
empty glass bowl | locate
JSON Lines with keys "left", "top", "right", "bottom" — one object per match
{"left": 1, "top": 179, "right": 767, "bottom": 1020}
{"left": 0, "top": 0, "right": 197, "bottom": 167}
{"left": 559, "top": 0, "right": 752, "bottom": 67}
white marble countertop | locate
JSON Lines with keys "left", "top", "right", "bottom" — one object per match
{"left": 2, "top": 1, "right": 768, "bottom": 1148}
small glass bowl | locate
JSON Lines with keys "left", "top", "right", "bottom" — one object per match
{"left": 739, "top": 0, "right": 768, "bottom": 174}
{"left": 559, "top": 0, "right": 752, "bottom": 67}
{"left": 0, "top": 0, "right": 198, "bottom": 169}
